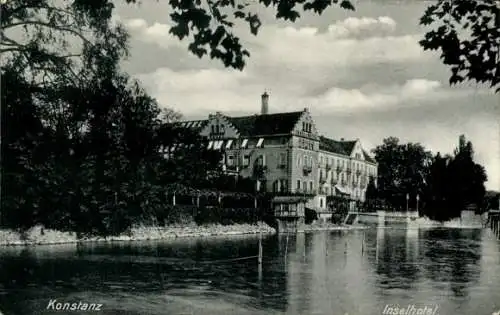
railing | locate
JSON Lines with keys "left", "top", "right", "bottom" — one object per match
{"left": 319, "top": 176, "right": 327, "bottom": 184}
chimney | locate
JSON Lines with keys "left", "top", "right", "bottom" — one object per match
{"left": 261, "top": 92, "right": 269, "bottom": 115}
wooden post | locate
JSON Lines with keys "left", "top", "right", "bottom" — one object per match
{"left": 325, "top": 235, "right": 328, "bottom": 257}
{"left": 361, "top": 231, "right": 365, "bottom": 256}
{"left": 258, "top": 229, "right": 263, "bottom": 280}
{"left": 258, "top": 232, "right": 263, "bottom": 266}
{"left": 284, "top": 231, "right": 289, "bottom": 264}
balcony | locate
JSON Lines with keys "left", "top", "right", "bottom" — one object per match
{"left": 336, "top": 166, "right": 343, "bottom": 174}
{"left": 356, "top": 169, "right": 362, "bottom": 176}
{"left": 325, "top": 163, "right": 332, "bottom": 171}
{"left": 331, "top": 178, "right": 338, "bottom": 186}
{"left": 319, "top": 176, "right": 327, "bottom": 184}
{"left": 346, "top": 167, "right": 352, "bottom": 174}
{"left": 303, "top": 164, "right": 313, "bottom": 175}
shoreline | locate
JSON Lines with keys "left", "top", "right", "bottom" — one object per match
{"left": 0, "top": 223, "right": 364, "bottom": 247}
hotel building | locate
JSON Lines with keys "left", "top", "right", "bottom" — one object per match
{"left": 174, "top": 93, "right": 378, "bottom": 212}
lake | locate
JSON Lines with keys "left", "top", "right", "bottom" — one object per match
{"left": 0, "top": 227, "right": 499, "bottom": 315}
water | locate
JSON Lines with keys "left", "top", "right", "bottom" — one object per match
{"left": 0, "top": 228, "right": 499, "bottom": 315}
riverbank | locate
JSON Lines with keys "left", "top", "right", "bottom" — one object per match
{"left": 0, "top": 223, "right": 276, "bottom": 246}
{"left": 0, "top": 222, "right": 365, "bottom": 246}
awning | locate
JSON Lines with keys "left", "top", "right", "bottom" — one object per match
{"left": 335, "top": 185, "right": 349, "bottom": 195}
{"left": 241, "top": 139, "right": 248, "bottom": 148}
{"left": 225, "top": 139, "right": 233, "bottom": 149}
{"left": 214, "top": 140, "right": 224, "bottom": 150}
{"left": 207, "top": 141, "right": 214, "bottom": 149}
{"left": 256, "top": 138, "right": 264, "bottom": 148}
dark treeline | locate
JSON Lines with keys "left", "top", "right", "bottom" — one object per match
{"left": 365, "top": 136, "right": 489, "bottom": 221}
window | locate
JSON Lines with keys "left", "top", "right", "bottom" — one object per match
{"left": 256, "top": 154, "right": 266, "bottom": 166}
{"left": 320, "top": 198, "right": 323, "bottom": 208}
{"left": 297, "top": 180, "right": 301, "bottom": 190}
{"left": 279, "top": 153, "right": 287, "bottom": 167}
{"left": 303, "top": 181, "right": 307, "bottom": 191}
{"left": 243, "top": 155, "right": 250, "bottom": 166}
{"left": 227, "top": 155, "right": 234, "bottom": 165}
{"left": 309, "top": 181, "right": 313, "bottom": 192}
{"left": 220, "top": 124, "right": 225, "bottom": 133}
{"left": 280, "top": 179, "right": 287, "bottom": 192}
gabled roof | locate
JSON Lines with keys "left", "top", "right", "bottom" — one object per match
{"left": 319, "top": 136, "right": 356, "bottom": 155}
{"left": 226, "top": 111, "right": 303, "bottom": 137}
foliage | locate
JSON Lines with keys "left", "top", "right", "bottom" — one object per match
{"left": 372, "top": 137, "right": 432, "bottom": 211}
{"left": 422, "top": 136, "right": 487, "bottom": 220}
{"left": 1, "top": 0, "right": 128, "bottom": 88}
{"left": 373, "top": 136, "right": 488, "bottom": 221}
{"left": 419, "top": 0, "right": 500, "bottom": 92}
{"left": 194, "top": 206, "right": 265, "bottom": 225}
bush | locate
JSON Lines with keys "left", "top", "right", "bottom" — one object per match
{"left": 194, "top": 206, "right": 265, "bottom": 225}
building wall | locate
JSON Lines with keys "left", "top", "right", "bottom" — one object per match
{"left": 187, "top": 110, "right": 377, "bottom": 207}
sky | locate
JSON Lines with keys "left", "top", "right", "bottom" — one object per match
{"left": 113, "top": 0, "right": 500, "bottom": 191}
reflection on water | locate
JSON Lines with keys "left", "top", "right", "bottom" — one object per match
{"left": 0, "top": 228, "right": 499, "bottom": 315}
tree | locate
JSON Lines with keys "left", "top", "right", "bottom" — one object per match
{"left": 419, "top": 0, "right": 500, "bottom": 92}
{"left": 372, "top": 137, "right": 432, "bottom": 211}
{"left": 423, "top": 135, "right": 487, "bottom": 221}
{"left": 1, "top": 0, "right": 128, "bottom": 87}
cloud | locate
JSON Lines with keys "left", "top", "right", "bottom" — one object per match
{"left": 123, "top": 15, "right": 431, "bottom": 69}
{"left": 137, "top": 65, "right": 457, "bottom": 115}
{"left": 123, "top": 18, "right": 183, "bottom": 50}
{"left": 327, "top": 16, "right": 397, "bottom": 39}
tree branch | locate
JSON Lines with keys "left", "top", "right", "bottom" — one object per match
{"left": 2, "top": 20, "right": 92, "bottom": 45}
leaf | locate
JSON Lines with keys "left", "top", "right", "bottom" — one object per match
{"left": 339, "top": 0, "right": 354, "bottom": 11}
